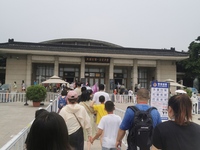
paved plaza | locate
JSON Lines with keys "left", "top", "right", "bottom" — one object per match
{"left": 0, "top": 102, "right": 200, "bottom": 149}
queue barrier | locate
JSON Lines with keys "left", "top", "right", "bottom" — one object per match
{"left": 1, "top": 96, "right": 127, "bottom": 150}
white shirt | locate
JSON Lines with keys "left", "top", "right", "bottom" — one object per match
{"left": 128, "top": 90, "right": 133, "bottom": 96}
{"left": 98, "top": 114, "right": 122, "bottom": 148}
{"left": 93, "top": 91, "right": 110, "bottom": 104}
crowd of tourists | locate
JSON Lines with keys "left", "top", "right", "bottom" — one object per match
{"left": 25, "top": 82, "right": 200, "bottom": 150}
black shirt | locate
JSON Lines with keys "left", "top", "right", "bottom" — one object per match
{"left": 153, "top": 120, "right": 200, "bottom": 150}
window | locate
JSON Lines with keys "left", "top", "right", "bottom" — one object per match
{"left": 34, "top": 64, "right": 54, "bottom": 83}
{"left": 138, "top": 68, "right": 147, "bottom": 88}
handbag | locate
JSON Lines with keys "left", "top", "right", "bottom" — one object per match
{"left": 82, "top": 102, "right": 96, "bottom": 114}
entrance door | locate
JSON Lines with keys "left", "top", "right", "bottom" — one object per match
{"left": 63, "top": 72, "right": 75, "bottom": 84}
{"left": 86, "top": 78, "right": 105, "bottom": 87}
{"left": 64, "top": 77, "right": 74, "bottom": 84}
{"left": 115, "top": 79, "right": 122, "bottom": 85}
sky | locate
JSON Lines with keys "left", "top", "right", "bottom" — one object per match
{"left": 0, "top": 0, "right": 200, "bottom": 52}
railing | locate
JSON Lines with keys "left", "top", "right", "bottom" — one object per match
{"left": 114, "top": 108, "right": 128, "bottom": 147}
{"left": 0, "top": 92, "right": 59, "bottom": 103}
{"left": 1, "top": 99, "right": 128, "bottom": 150}
{"left": 0, "top": 98, "right": 58, "bottom": 150}
{"left": 109, "top": 93, "right": 136, "bottom": 103}
{"left": 1, "top": 123, "right": 32, "bottom": 150}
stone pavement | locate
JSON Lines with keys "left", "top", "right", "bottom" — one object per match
{"left": 0, "top": 102, "right": 200, "bottom": 149}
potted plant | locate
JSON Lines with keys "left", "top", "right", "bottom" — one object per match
{"left": 26, "top": 85, "right": 47, "bottom": 107}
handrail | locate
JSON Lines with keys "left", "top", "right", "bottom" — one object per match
{"left": 0, "top": 97, "right": 59, "bottom": 150}
{"left": 1, "top": 95, "right": 129, "bottom": 150}
{"left": 0, "top": 92, "right": 59, "bottom": 103}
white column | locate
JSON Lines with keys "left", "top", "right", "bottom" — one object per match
{"left": 80, "top": 57, "right": 85, "bottom": 79}
{"left": 109, "top": 58, "right": 114, "bottom": 79}
{"left": 26, "top": 55, "right": 32, "bottom": 87}
{"left": 156, "top": 60, "right": 161, "bottom": 81}
{"left": 54, "top": 56, "right": 59, "bottom": 76}
{"left": 108, "top": 58, "right": 114, "bottom": 92}
{"left": 132, "top": 60, "right": 138, "bottom": 90}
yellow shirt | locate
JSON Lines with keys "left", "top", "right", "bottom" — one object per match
{"left": 93, "top": 104, "right": 107, "bottom": 124}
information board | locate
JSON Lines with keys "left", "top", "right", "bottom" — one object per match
{"left": 150, "top": 81, "right": 169, "bottom": 120}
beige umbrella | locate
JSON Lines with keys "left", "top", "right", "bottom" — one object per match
{"left": 42, "top": 75, "right": 68, "bottom": 84}
{"left": 164, "top": 79, "right": 185, "bottom": 87}
{"left": 169, "top": 82, "right": 185, "bottom": 87}
{"left": 175, "top": 89, "right": 187, "bottom": 94}
{"left": 164, "top": 79, "right": 175, "bottom": 82}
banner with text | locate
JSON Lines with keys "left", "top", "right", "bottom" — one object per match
{"left": 150, "top": 81, "right": 169, "bottom": 120}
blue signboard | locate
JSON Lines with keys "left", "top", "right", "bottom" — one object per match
{"left": 151, "top": 81, "right": 169, "bottom": 121}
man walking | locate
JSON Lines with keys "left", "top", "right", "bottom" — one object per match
{"left": 116, "top": 88, "right": 161, "bottom": 150}
{"left": 92, "top": 84, "right": 110, "bottom": 104}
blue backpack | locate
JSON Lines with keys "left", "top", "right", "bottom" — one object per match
{"left": 58, "top": 96, "right": 67, "bottom": 109}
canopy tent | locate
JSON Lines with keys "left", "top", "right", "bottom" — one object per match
{"left": 164, "top": 79, "right": 185, "bottom": 87}
{"left": 42, "top": 75, "right": 68, "bottom": 84}
{"left": 169, "top": 82, "right": 185, "bottom": 87}
{"left": 165, "top": 79, "right": 175, "bottom": 82}
{"left": 175, "top": 89, "right": 187, "bottom": 94}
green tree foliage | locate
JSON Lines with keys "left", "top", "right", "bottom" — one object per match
{"left": 177, "top": 36, "right": 200, "bottom": 78}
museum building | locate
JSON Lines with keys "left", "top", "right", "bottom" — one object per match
{"left": 0, "top": 38, "right": 189, "bottom": 92}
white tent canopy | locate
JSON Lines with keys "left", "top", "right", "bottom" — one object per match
{"left": 164, "top": 79, "right": 175, "bottom": 82}
{"left": 175, "top": 89, "right": 187, "bottom": 94}
{"left": 164, "top": 79, "right": 185, "bottom": 87}
{"left": 42, "top": 75, "right": 68, "bottom": 84}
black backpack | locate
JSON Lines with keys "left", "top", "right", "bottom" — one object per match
{"left": 127, "top": 106, "right": 156, "bottom": 150}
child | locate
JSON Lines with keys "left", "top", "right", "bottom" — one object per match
{"left": 90, "top": 101, "right": 122, "bottom": 150}
{"left": 90, "top": 95, "right": 108, "bottom": 147}
{"left": 90, "top": 95, "right": 107, "bottom": 125}
{"left": 57, "top": 90, "right": 68, "bottom": 113}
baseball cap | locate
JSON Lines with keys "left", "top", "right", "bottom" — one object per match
{"left": 67, "top": 90, "right": 78, "bottom": 100}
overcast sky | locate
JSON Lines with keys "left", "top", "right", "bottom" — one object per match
{"left": 0, "top": 0, "right": 199, "bottom": 52}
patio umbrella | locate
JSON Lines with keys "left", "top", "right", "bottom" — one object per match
{"left": 169, "top": 82, "right": 185, "bottom": 87}
{"left": 164, "top": 79, "right": 185, "bottom": 87}
{"left": 42, "top": 75, "right": 68, "bottom": 84}
{"left": 164, "top": 79, "right": 175, "bottom": 82}
{"left": 175, "top": 89, "right": 187, "bottom": 94}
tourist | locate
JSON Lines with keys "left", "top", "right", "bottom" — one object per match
{"left": 59, "top": 90, "right": 92, "bottom": 150}
{"left": 152, "top": 94, "right": 200, "bottom": 150}
{"left": 26, "top": 111, "right": 71, "bottom": 150}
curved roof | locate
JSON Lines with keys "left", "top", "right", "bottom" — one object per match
{"left": 41, "top": 38, "right": 122, "bottom": 48}
{"left": 0, "top": 38, "right": 189, "bottom": 60}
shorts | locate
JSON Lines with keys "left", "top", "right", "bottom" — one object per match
{"left": 102, "top": 147, "right": 118, "bottom": 150}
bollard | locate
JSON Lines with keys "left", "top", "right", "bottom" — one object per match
{"left": 50, "top": 100, "right": 53, "bottom": 112}
{"left": 24, "top": 97, "right": 29, "bottom": 106}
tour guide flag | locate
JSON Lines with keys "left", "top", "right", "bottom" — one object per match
{"left": 150, "top": 81, "right": 169, "bottom": 120}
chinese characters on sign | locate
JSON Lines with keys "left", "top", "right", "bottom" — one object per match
{"left": 85, "top": 57, "right": 110, "bottom": 63}
{"left": 150, "top": 81, "right": 169, "bottom": 120}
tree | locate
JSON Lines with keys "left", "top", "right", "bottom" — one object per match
{"left": 177, "top": 36, "right": 200, "bottom": 78}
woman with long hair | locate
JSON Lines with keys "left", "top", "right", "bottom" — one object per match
{"left": 26, "top": 111, "right": 71, "bottom": 150}
{"left": 152, "top": 94, "right": 200, "bottom": 150}
{"left": 79, "top": 90, "right": 96, "bottom": 150}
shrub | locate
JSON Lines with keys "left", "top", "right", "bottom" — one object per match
{"left": 185, "top": 88, "right": 192, "bottom": 97}
{"left": 26, "top": 85, "right": 47, "bottom": 102}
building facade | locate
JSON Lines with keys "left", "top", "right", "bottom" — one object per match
{"left": 0, "top": 38, "right": 189, "bottom": 92}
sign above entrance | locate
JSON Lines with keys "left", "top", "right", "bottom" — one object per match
{"left": 85, "top": 57, "right": 110, "bottom": 63}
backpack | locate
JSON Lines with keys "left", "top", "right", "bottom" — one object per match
{"left": 127, "top": 106, "right": 156, "bottom": 150}
{"left": 58, "top": 96, "right": 67, "bottom": 109}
